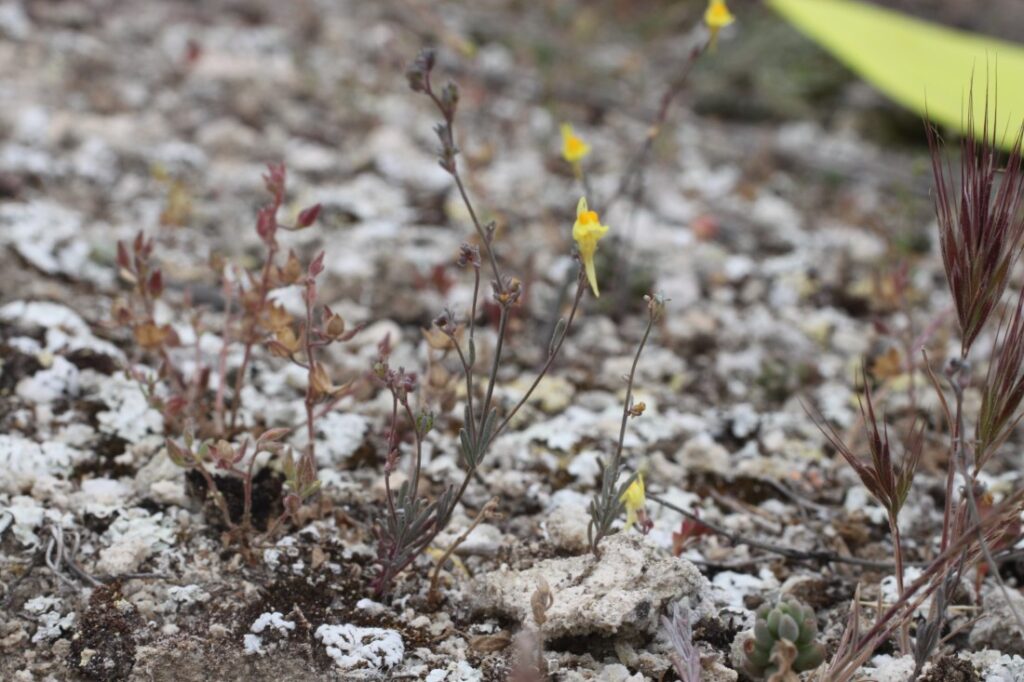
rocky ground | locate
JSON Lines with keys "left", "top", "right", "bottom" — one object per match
{"left": 1, "top": 0, "right": 1024, "bottom": 680}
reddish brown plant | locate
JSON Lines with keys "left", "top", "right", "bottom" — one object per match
{"left": 926, "top": 93, "right": 1024, "bottom": 357}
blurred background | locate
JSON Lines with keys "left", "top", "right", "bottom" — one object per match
{"left": 2, "top": 0, "right": 1024, "bottom": 313}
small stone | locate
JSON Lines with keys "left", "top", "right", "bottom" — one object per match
{"left": 970, "top": 588, "right": 1024, "bottom": 656}
{"left": 315, "top": 624, "right": 404, "bottom": 673}
{"left": 250, "top": 612, "right": 295, "bottom": 636}
{"left": 0, "top": 2, "right": 31, "bottom": 40}
{"left": 959, "top": 650, "right": 1024, "bottom": 682}
{"left": 503, "top": 375, "right": 574, "bottom": 414}
{"left": 861, "top": 654, "right": 917, "bottom": 682}
{"left": 700, "top": 658, "right": 739, "bottom": 682}
{"left": 16, "top": 356, "right": 80, "bottom": 404}
{"left": 544, "top": 491, "right": 591, "bottom": 553}
{"left": 457, "top": 523, "right": 503, "bottom": 556}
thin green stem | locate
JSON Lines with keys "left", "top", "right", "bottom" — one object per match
{"left": 480, "top": 305, "right": 510, "bottom": 425}
{"left": 492, "top": 273, "right": 586, "bottom": 441}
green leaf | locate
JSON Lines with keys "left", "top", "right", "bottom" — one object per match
{"left": 793, "top": 642, "right": 825, "bottom": 672}
{"left": 165, "top": 440, "right": 188, "bottom": 467}
{"left": 768, "top": 0, "right": 1024, "bottom": 149}
{"left": 478, "top": 407, "right": 497, "bottom": 456}
{"left": 459, "top": 427, "right": 475, "bottom": 468}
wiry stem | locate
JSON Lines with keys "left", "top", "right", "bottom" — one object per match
{"left": 589, "top": 298, "right": 659, "bottom": 556}
{"left": 605, "top": 41, "right": 707, "bottom": 213}
{"left": 229, "top": 242, "right": 278, "bottom": 434}
{"left": 887, "top": 512, "right": 910, "bottom": 654}
{"left": 492, "top": 272, "right": 587, "bottom": 441}
{"left": 947, "top": 361, "right": 1024, "bottom": 635}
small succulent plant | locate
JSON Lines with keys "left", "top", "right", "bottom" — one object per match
{"left": 743, "top": 598, "right": 825, "bottom": 679}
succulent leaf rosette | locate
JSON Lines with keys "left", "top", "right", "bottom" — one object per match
{"left": 743, "top": 598, "right": 825, "bottom": 679}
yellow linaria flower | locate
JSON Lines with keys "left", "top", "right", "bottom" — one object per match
{"left": 704, "top": 0, "right": 735, "bottom": 50}
{"left": 620, "top": 474, "right": 646, "bottom": 531}
{"left": 560, "top": 123, "right": 591, "bottom": 164}
{"left": 572, "top": 197, "right": 609, "bottom": 297}
{"left": 425, "top": 546, "right": 469, "bottom": 577}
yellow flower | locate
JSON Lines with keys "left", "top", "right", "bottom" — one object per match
{"left": 560, "top": 123, "right": 591, "bottom": 164}
{"left": 704, "top": 0, "right": 735, "bottom": 50}
{"left": 572, "top": 197, "right": 609, "bottom": 297}
{"left": 620, "top": 474, "right": 646, "bottom": 531}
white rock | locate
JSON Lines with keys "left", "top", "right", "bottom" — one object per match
{"left": 723, "top": 255, "right": 755, "bottom": 282}
{"left": 544, "top": 489, "right": 592, "bottom": 553}
{"left": 0, "top": 435, "right": 88, "bottom": 495}
{"left": 678, "top": 434, "right": 730, "bottom": 475}
{"left": 263, "top": 548, "right": 282, "bottom": 570}
{"left": 355, "top": 598, "right": 386, "bottom": 615}
{"left": 150, "top": 140, "right": 207, "bottom": 173}
{"left": 457, "top": 523, "right": 503, "bottom": 556}
{"left": 0, "top": 2, "right": 31, "bottom": 40}
{"left": 2, "top": 496, "right": 44, "bottom": 545}
{"left": 596, "top": 663, "right": 644, "bottom": 682}
{"left": 23, "top": 596, "right": 61, "bottom": 614}
{"left": 285, "top": 140, "right": 338, "bottom": 173}
{"left": 24, "top": 596, "right": 75, "bottom": 643}
{"left": 149, "top": 480, "right": 188, "bottom": 507}
{"left": 0, "top": 205, "right": 115, "bottom": 285}
{"left": 315, "top": 623, "right": 404, "bottom": 672}
{"left": 970, "top": 588, "right": 1024, "bottom": 655}
{"left": 167, "top": 585, "right": 211, "bottom": 608}
{"left": 0, "top": 299, "right": 84, "bottom": 337}
{"left": 308, "top": 412, "right": 369, "bottom": 467}
{"left": 93, "top": 373, "right": 163, "bottom": 441}
{"left": 35, "top": 608, "right": 76, "bottom": 643}
{"left": 72, "top": 137, "right": 118, "bottom": 183}
{"left": 196, "top": 117, "right": 258, "bottom": 156}
{"left": 78, "top": 478, "right": 131, "bottom": 507}
{"left": 471, "top": 534, "right": 708, "bottom": 638}
{"left": 645, "top": 487, "right": 703, "bottom": 553}
{"left": 726, "top": 403, "right": 760, "bottom": 440}
{"left": 369, "top": 127, "right": 451, "bottom": 192}
{"left": 961, "top": 650, "right": 1024, "bottom": 682}
{"left": 862, "top": 654, "right": 916, "bottom": 682}
{"left": 566, "top": 450, "right": 601, "bottom": 486}
{"left": 711, "top": 569, "right": 779, "bottom": 616}
{"left": 16, "top": 356, "right": 80, "bottom": 404}
{"left": 312, "top": 175, "right": 412, "bottom": 223}
{"left": 243, "top": 633, "right": 264, "bottom": 656}
{"left": 13, "top": 105, "right": 50, "bottom": 144}
{"left": 844, "top": 487, "right": 887, "bottom": 525}
{"left": 96, "top": 510, "right": 174, "bottom": 575}
{"left": 424, "top": 660, "right": 482, "bottom": 681}
{"left": 251, "top": 612, "right": 295, "bottom": 636}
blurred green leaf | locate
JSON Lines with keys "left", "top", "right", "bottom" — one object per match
{"left": 769, "top": 0, "right": 1024, "bottom": 148}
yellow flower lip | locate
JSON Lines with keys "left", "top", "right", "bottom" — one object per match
{"left": 620, "top": 474, "right": 647, "bottom": 531}
{"left": 560, "top": 123, "right": 591, "bottom": 164}
{"left": 705, "top": 0, "right": 735, "bottom": 29}
{"left": 572, "top": 197, "right": 609, "bottom": 297}
{"left": 705, "top": 0, "right": 735, "bottom": 51}
{"left": 622, "top": 474, "right": 645, "bottom": 508}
